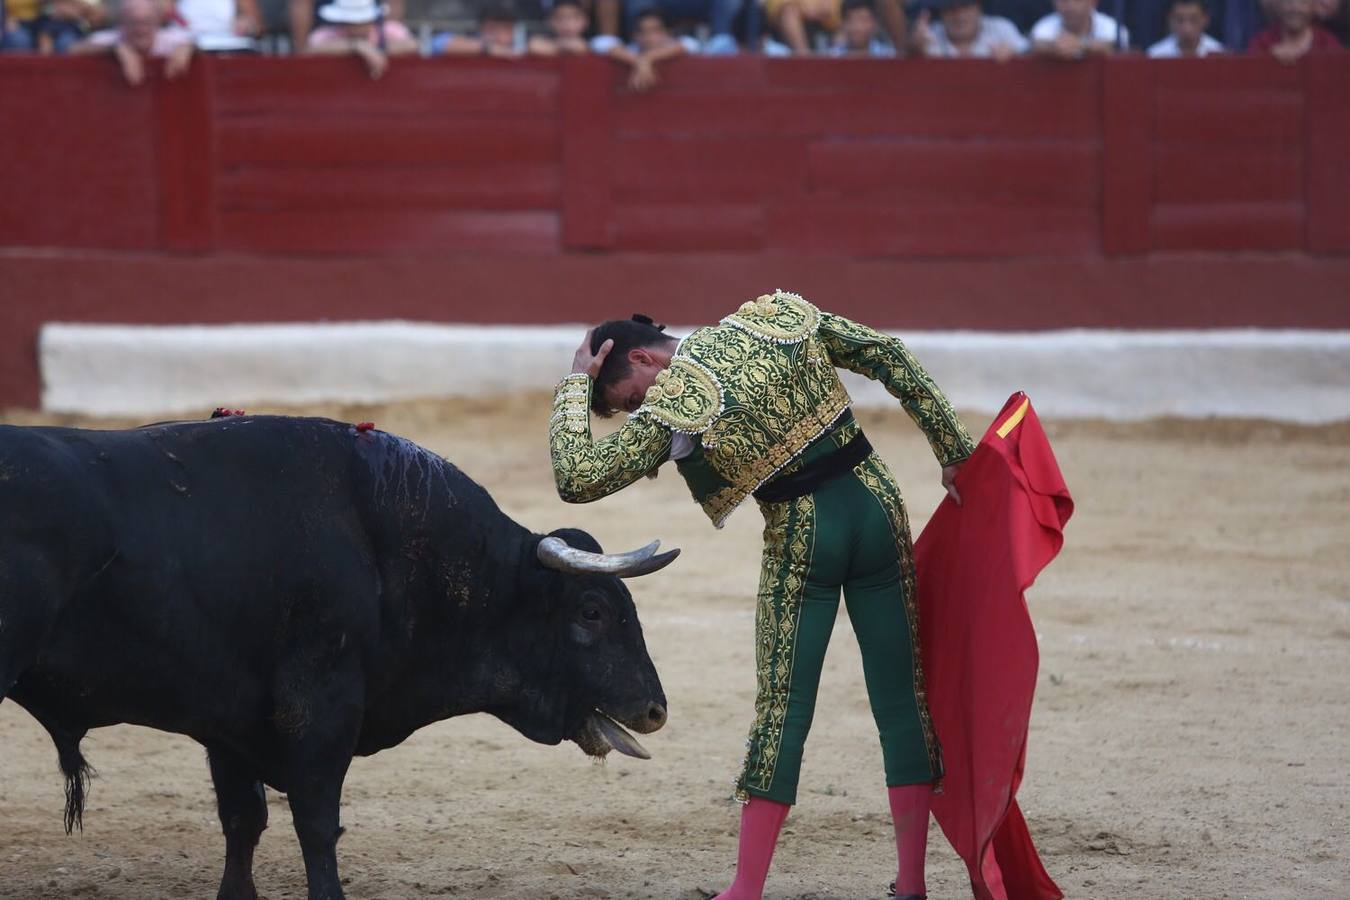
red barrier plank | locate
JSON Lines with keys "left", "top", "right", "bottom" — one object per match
{"left": 807, "top": 140, "right": 1100, "bottom": 207}
{"left": 156, "top": 58, "right": 218, "bottom": 252}
{"left": 560, "top": 55, "right": 616, "bottom": 250}
{"left": 213, "top": 56, "right": 560, "bottom": 117}
{"left": 1154, "top": 88, "right": 1303, "bottom": 146}
{"left": 217, "top": 116, "right": 559, "bottom": 167}
{"left": 1304, "top": 54, "right": 1350, "bottom": 252}
{"left": 1151, "top": 55, "right": 1303, "bottom": 92}
{"left": 613, "top": 81, "right": 1100, "bottom": 141}
{"left": 218, "top": 209, "right": 559, "bottom": 254}
{"left": 220, "top": 162, "right": 561, "bottom": 212}
{"left": 1101, "top": 56, "right": 1153, "bottom": 254}
{"left": 613, "top": 136, "right": 808, "bottom": 201}
{"left": 642, "top": 54, "right": 768, "bottom": 90}
{"left": 0, "top": 58, "right": 159, "bottom": 250}
{"left": 1153, "top": 145, "right": 1302, "bottom": 205}
{"left": 1152, "top": 201, "right": 1303, "bottom": 251}
{"left": 763, "top": 55, "right": 1098, "bottom": 101}
{"left": 766, "top": 200, "right": 1099, "bottom": 256}
{"left": 611, "top": 203, "right": 765, "bottom": 251}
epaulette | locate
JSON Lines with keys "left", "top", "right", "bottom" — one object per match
{"left": 719, "top": 290, "right": 821, "bottom": 345}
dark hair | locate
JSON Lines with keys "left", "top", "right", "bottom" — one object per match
{"left": 841, "top": 0, "right": 876, "bottom": 15}
{"left": 551, "top": 0, "right": 584, "bottom": 11}
{"left": 1165, "top": 0, "right": 1207, "bottom": 13}
{"left": 633, "top": 8, "right": 669, "bottom": 28}
{"left": 481, "top": 2, "right": 517, "bottom": 23}
{"left": 589, "top": 315, "right": 676, "bottom": 417}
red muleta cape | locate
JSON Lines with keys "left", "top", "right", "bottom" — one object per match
{"left": 915, "top": 392, "right": 1072, "bottom": 900}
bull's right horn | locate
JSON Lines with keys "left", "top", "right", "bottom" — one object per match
{"left": 536, "top": 536, "right": 680, "bottom": 578}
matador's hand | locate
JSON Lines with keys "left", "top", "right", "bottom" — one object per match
{"left": 571, "top": 330, "right": 614, "bottom": 378}
{"left": 942, "top": 463, "right": 963, "bottom": 506}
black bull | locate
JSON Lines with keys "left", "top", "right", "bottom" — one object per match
{"left": 0, "top": 416, "right": 676, "bottom": 900}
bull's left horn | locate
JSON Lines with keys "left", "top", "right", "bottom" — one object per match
{"left": 536, "top": 537, "right": 680, "bottom": 578}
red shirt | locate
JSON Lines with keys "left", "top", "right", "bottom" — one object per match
{"left": 1248, "top": 24, "right": 1343, "bottom": 53}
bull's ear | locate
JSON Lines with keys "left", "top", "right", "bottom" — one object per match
{"left": 547, "top": 528, "right": 604, "bottom": 554}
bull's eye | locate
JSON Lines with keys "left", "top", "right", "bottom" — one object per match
{"left": 581, "top": 606, "right": 603, "bottom": 623}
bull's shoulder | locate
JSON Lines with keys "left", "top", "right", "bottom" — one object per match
{"left": 0, "top": 423, "right": 103, "bottom": 481}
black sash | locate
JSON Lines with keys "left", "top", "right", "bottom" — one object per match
{"left": 753, "top": 432, "right": 873, "bottom": 504}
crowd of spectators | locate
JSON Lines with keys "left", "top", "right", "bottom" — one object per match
{"left": 2, "top": 0, "right": 1345, "bottom": 85}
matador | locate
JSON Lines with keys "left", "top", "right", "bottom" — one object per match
{"left": 548, "top": 291, "right": 975, "bottom": 900}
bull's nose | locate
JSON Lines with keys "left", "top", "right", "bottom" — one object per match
{"left": 646, "top": 702, "right": 668, "bottom": 731}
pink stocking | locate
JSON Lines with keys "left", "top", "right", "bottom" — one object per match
{"left": 713, "top": 797, "right": 790, "bottom": 900}
{"left": 888, "top": 784, "right": 932, "bottom": 897}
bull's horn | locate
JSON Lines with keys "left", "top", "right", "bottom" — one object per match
{"left": 536, "top": 536, "right": 680, "bottom": 578}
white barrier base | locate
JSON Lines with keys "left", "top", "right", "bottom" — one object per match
{"left": 38, "top": 322, "right": 1350, "bottom": 423}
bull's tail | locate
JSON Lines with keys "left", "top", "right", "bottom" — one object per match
{"left": 55, "top": 732, "right": 94, "bottom": 834}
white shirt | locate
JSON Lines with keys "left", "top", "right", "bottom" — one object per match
{"left": 929, "top": 15, "right": 1028, "bottom": 57}
{"left": 1147, "top": 32, "right": 1225, "bottom": 56}
{"left": 88, "top": 24, "right": 193, "bottom": 54}
{"left": 176, "top": 0, "right": 236, "bottom": 39}
{"left": 670, "top": 432, "right": 695, "bottom": 461}
{"left": 1030, "top": 10, "right": 1129, "bottom": 45}
{"left": 827, "top": 38, "right": 899, "bottom": 56}
{"left": 589, "top": 34, "right": 701, "bottom": 54}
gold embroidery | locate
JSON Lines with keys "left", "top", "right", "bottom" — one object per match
{"left": 722, "top": 290, "right": 821, "bottom": 345}
{"left": 817, "top": 312, "right": 974, "bottom": 467}
{"left": 551, "top": 374, "right": 593, "bottom": 436}
{"left": 676, "top": 316, "right": 853, "bottom": 526}
{"left": 658, "top": 371, "right": 685, "bottom": 399}
{"left": 699, "top": 386, "right": 850, "bottom": 527}
{"left": 548, "top": 374, "right": 673, "bottom": 503}
{"left": 735, "top": 492, "right": 815, "bottom": 802}
{"left": 635, "top": 356, "right": 724, "bottom": 435}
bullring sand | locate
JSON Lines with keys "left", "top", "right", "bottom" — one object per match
{"left": 2, "top": 395, "right": 1347, "bottom": 899}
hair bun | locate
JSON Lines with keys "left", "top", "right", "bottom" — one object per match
{"left": 631, "top": 313, "right": 666, "bottom": 332}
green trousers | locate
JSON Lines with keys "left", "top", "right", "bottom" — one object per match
{"left": 735, "top": 450, "right": 941, "bottom": 805}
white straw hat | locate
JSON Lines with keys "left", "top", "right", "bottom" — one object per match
{"left": 317, "top": 0, "right": 389, "bottom": 24}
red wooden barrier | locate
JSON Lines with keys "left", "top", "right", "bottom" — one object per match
{"left": 3, "top": 54, "right": 1348, "bottom": 258}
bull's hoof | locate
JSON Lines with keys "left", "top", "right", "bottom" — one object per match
{"left": 216, "top": 878, "right": 259, "bottom": 900}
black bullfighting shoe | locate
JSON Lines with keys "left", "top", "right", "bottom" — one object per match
{"left": 886, "top": 883, "right": 926, "bottom": 900}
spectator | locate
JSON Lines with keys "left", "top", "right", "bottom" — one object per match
{"left": 3, "top": 0, "right": 104, "bottom": 52}
{"left": 435, "top": 2, "right": 523, "bottom": 55}
{"left": 982, "top": 0, "right": 1051, "bottom": 33}
{"left": 765, "top": 0, "right": 908, "bottom": 52}
{"left": 912, "top": 0, "right": 1027, "bottom": 56}
{"left": 1312, "top": 0, "right": 1347, "bottom": 42}
{"left": 1249, "top": 0, "right": 1341, "bottom": 55}
{"left": 1148, "top": 0, "right": 1224, "bottom": 53}
{"left": 623, "top": 0, "right": 742, "bottom": 53}
{"left": 1030, "top": 0, "right": 1128, "bottom": 55}
{"left": 70, "top": 0, "right": 192, "bottom": 83}
{"left": 289, "top": 0, "right": 401, "bottom": 53}
{"left": 305, "top": 0, "right": 416, "bottom": 79}
{"left": 593, "top": 9, "right": 696, "bottom": 91}
{"left": 528, "top": 0, "right": 590, "bottom": 54}
{"left": 173, "top": 0, "right": 261, "bottom": 49}
{"left": 828, "top": 0, "right": 897, "bottom": 52}
{"left": 591, "top": 0, "right": 620, "bottom": 35}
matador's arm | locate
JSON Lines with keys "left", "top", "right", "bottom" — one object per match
{"left": 549, "top": 373, "right": 674, "bottom": 503}
{"left": 816, "top": 312, "right": 975, "bottom": 466}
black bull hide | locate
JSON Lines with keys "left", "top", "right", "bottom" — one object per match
{"left": 0, "top": 416, "right": 674, "bottom": 900}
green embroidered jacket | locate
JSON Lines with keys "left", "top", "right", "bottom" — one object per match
{"left": 549, "top": 291, "right": 975, "bottom": 527}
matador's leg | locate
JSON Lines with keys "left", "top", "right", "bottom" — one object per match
{"left": 736, "top": 492, "right": 845, "bottom": 806}
{"left": 845, "top": 454, "right": 941, "bottom": 898}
